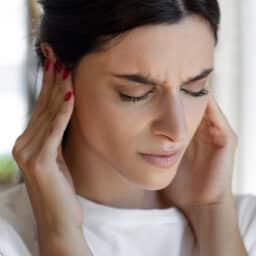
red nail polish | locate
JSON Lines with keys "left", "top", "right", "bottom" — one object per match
{"left": 63, "top": 70, "right": 70, "bottom": 80}
{"left": 44, "top": 58, "right": 50, "bottom": 72}
{"left": 64, "top": 91, "right": 73, "bottom": 102}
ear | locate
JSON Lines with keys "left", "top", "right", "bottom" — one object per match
{"left": 40, "top": 42, "right": 58, "bottom": 64}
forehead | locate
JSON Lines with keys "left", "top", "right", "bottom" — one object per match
{"left": 89, "top": 15, "right": 215, "bottom": 83}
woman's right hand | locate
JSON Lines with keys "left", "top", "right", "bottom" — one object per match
{"left": 11, "top": 59, "right": 92, "bottom": 255}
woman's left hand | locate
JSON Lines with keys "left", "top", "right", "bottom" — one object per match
{"left": 158, "top": 93, "right": 239, "bottom": 210}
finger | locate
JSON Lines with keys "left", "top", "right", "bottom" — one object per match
{"left": 30, "top": 58, "right": 57, "bottom": 124}
{"left": 20, "top": 61, "right": 70, "bottom": 153}
{"left": 25, "top": 63, "right": 73, "bottom": 158}
{"left": 204, "top": 93, "right": 230, "bottom": 130}
{"left": 15, "top": 58, "right": 57, "bottom": 151}
{"left": 23, "top": 85, "right": 69, "bottom": 164}
{"left": 42, "top": 76, "right": 74, "bottom": 158}
{"left": 39, "top": 62, "right": 69, "bottom": 125}
{"left": 55, "top": 61, "right": 65, "bottom": 86}
{"left": 41, "top": 61, "right": 65, "bottom": 122}
{"left": 38, "top": 61, "right": 69, "bottom": 123}
{"left": 204, "top": 93, "right": 237, "bottom": 143}
{"left": 49, "top": 63, "right": 72, "bottom": 121}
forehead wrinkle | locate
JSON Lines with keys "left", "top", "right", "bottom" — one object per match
{"left": 111, "top": 66, "right": 214, "bottom": 88}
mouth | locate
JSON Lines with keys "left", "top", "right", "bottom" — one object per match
{"left": 139, "top": 151, "right": 180, "bottom": 169}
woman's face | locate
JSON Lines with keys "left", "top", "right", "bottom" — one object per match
{"left": 71, "top": 15, "right": 215, "bottom": 190}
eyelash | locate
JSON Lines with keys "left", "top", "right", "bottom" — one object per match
{"left": 119, "top": 88, "right": 209, "bottom": 103}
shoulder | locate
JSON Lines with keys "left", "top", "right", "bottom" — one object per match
{"left": 0, "top": 183, "right": 39, "bottom": 256}
{"left": 234, "top": 193, "right": 256, "bottom": 254}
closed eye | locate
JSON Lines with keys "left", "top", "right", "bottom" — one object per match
{"left": 119, "top": 81, "right": 209, "bottom": 103}
{"left": 119, "top": 87, "right": 209, "bottom": 103}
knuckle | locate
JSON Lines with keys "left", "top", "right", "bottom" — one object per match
{"left": 26, "top": 156, "right": 43, "bottom": 172}
{"left": 21, "top": 153, "right": 33, "bottom": 167}
{"left": 12, "top": 142, "right": 24, "bottom": 160}
{"left": 12, "top": 151, "right": 29, "bottom": 172}
{"left": 11, "top": 145, "right": 19, "bottom": 159}
{"left": 12, "top": 147, "right": 47, "bottom": 176}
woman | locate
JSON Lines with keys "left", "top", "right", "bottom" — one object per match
{"left": 0, "top": 0, "right": 255, "bottom": 255}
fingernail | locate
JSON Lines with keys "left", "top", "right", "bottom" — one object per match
{"left": 44, "top": 58, "right": 50, "bottom": 72}
{"left": 64, "top": 91, "right": 73, "bottom": 102}
{"left": 63, "top": 70, "right": 70, "bottom": 80}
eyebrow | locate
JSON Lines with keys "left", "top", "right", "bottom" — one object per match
{"left": 111, "top": 68, "right": 214, "bottom": 87}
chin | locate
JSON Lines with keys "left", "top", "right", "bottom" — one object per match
{"left": 133, "top": 167, "right": 178, "bottom": 191}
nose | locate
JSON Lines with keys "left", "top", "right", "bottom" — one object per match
{"left": 151, "top": 92, "right": 187, "bottom": 142}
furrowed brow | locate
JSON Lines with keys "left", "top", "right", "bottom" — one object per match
{"left": 111, "top": 68, "right": 214, "bottom": 87}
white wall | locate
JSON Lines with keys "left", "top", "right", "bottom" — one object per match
{"left": 239, "top": 0, "right": 256, "bottom": 194}
{"left": 0, "top": 1, "right": 28, "bottom": 154}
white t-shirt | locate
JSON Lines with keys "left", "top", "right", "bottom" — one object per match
{"left": 0, "top": 182, "right": 255, "bottom": 256}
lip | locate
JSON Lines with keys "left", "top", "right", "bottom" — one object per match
{"left": 139, "top": 151, "right": 181, "bottom": 169}
{"left": 141, "top": 149, "right": 180, "bottom": 156}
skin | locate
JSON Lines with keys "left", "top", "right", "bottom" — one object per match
{"left": 41, "top": 14, "right": 215, "bottom": 210}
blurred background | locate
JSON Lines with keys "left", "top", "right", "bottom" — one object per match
{"left": 0, "top": 0, "right": 255, "bottom": 195}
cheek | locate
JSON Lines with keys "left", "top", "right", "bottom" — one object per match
{"left": 75, "top": 92, "right": 140, "bottom": 156}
